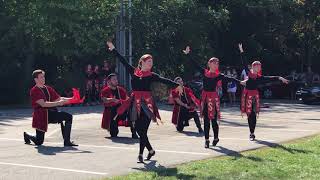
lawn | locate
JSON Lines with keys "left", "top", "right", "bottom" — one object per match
{"left": 105, "top": 135, "right": 320, "bottom": 180}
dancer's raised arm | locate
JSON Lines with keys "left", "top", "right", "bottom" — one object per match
{"left": 182, "top": 46, "right": 205, "bottom": 74}
{"left": 106, "top": 41, "right": 135, "bottom": 74}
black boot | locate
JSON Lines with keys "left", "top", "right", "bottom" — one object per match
{"left": 64, "top": 141, "right": 78, "bottom": 146}
{"left": 24, "top": 132, "right": 39, "bottom": 145}
{"left": 249, "top": 134, "right": 255, "bottom": 141}
{"left": 212, "top": 138, "right": 219, "bottom": 146}
{"left": 205, "top": 140, "right": 210, "bottom": 148}
{"left": 146, "top": 150, "right": 155, "bottom": 160}
{"left": 63, "top": 122, "right": 78, "bottom": 146}
{"left": 23, "top": 132, "right": 31, "bottom": 144}
{"left": 137, "top": 154, "right": 144, "bottom": 163}
{"left": 110, "top": 133, "right": 118, "bottom": 138}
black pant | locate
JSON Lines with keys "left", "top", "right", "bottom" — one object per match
{"left": 110, "top": 116, "right": 137, "bottom": 137}
{"left": 109, "top": 108, "right": 137, "bottom": 137}
{"left": 176, "top": 108, "right": 202, "bottom": 132}
{"left": 248, "top": 100, "right": 257, "bottom": 134}
{"left": 135, "top": 112, "right": 152, "bottom": 155}
{"left": 30, "top": 111, "right": 73, "bottom": 145}
{"left": 203, "top": 105, "right": 219, "bottom": 140}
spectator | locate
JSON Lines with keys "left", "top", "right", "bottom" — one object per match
{"left": 289, "top": 70, "right": 298, "bottom": 100}
{"left": 85, "top": 64, "right": 94, "bottom": 106}
{"left": 241, "top": 64, "right": 251, "bottom": 80}
{"left": 227, "top": 69, "right": 237, "bottom": 105}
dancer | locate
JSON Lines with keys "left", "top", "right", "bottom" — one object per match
{"left": 106, "top": 41, "right": 182, "bottom": 163}
{"left": 238, "top": 43, "right": 289, "bottom": 141}
{"left": 101, "top": 73, "right": 138, "bottom": 139}
{"left": 23, "top": 69, "right": 78, "bottom": 146}
{"left": 171, "top": 77, "right": 203, "bottom": 133}
{"left": 182, "top": 46, "right": 242, "bottom": 148}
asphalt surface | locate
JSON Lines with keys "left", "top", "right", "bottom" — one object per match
{"left": 0, "top": 102, "right": 320, "bottom": 180}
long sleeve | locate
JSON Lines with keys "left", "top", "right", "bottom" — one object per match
{"left": 218, "top": 73, "right": 241, "bottom": 85}
{"left": 240, "top": 52, "right": 250, "bottom": 74}
{"left": 260, "top": 76, "right": 280, "bottom": 82}
{"left": 111, "top": 49, "right": 135, "bottom": 74}
{"left": 152, "top": 73, "right": 179, "bottom": 88}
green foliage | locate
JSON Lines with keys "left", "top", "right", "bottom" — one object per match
{"left": 1, "top": 0, "right": 320, "bottom": 104}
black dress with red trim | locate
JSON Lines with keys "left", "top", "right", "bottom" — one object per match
{"left": 110, "top": 49, "right": 179, "bottom": 124}
{"left": 185, "top": 54, "right": 241, "bottom": 120}
{"left": 240, "top": 52, "right": 281, "bottom": 116}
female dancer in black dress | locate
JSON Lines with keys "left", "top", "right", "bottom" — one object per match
{"left": 182, "top": 46, "right": 243, "bottom": 148}
{"left": 107, "top": 41, "right": 182, "bottom": 162}
{"left": 238, "top": 43, "right": 289, "bottom": 141}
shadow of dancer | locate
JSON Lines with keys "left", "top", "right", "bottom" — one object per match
{"left": 35, "top": 145, "right": 92, "bottom": 155}
{"left": 105, "top": 136, "right": 139, "bottom": 145}
{"left": 210, "top": 146, "right": 263, "bottom": 162}
{"left": 133, "top": 160, "right": 196, "bottom": 179}
{"left": 255, "top": 139, "right": 313, "bottom": 154}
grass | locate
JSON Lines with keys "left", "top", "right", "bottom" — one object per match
{"left": 104, "top": 135, "right": 320, "bottom": 180}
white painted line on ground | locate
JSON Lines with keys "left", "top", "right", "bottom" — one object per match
{"left": 220, "top": 137, "right": 276, "bottom": 142}
{"left": 0, "top": 138, "right": 210, "bottom": 156}
{"left": 118, "top": 131, "right": 277, "bottom": 141}
{"left": 220, "top": 118, "right": 320, "bottom": 124}
{"left": 46, "top": 143, "right": 212, "bottom": 156}
{"left": 0, "top": 138, "right": 21, "bottom": 142}
{"left": 0, "top": 162, "right": 107, "bottom": 175}
{"left": 224, "top": 126, "right": 316, "bottom": 132}
{"left": 156, "top": 149, "right": 210, "bottom": 156}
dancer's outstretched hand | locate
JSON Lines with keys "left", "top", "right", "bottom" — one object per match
{"left": 240, "top": 80, "right": 247, "bottom": 86}
{"left": 238, "top": 43, "right": 244, "bottom": 53}
{"left": 279, "top": 77, "right": 289, "bottom": 84}
{"left": 106, "top": 41, "right": 115, "bottom": 51}
{"left": 182, "top": 46, "right": 191, "bottom": 55}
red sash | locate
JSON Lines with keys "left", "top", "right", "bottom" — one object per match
{"left": 117, "top": 91, "right": 161, "bottom": 121}
{"left": 241, "top": 89, "right": 260, "bottom": 116}
{"left": 200, "top": 91, "right": 220, "bottom": 120}
{"left": 100, "top": 86, "right": 128, "bottom": 130}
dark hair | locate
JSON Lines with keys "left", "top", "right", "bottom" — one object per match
{"left": 107, "top": 73, "right": 117, "bottom": 80}
{"left": 32, "top": 69, "right": 45, "bottom": 79}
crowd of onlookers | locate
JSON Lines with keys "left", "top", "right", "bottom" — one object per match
{"left": 84, "top": 60, "right": 115, "bottom": 105}
{"left": 288, "top": 67, "right": 320, "bottom": 86}
{"left": 82, "top": 60, "right": 319, "bottom": 106}
{"left": 190, "top": 65, "right": 320, "bottom": 105}
{"left": 222, "top": 66, "right": 320, "bottom": 103}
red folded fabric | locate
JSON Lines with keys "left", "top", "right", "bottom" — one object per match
{"left": 66, "top": 88, "right": 86, "bottom": 105}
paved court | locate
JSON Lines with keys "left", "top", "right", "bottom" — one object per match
{"left": 0, "top": 102, "right": 320, "bottom": 180}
